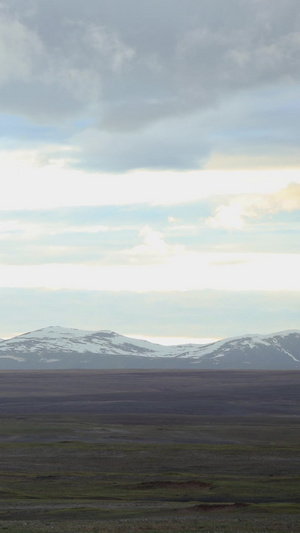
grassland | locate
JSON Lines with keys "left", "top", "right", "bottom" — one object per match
{"left": 0, "top": 370, "right": 299, "bottom": 531}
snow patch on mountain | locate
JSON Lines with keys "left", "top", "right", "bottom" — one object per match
{"left": 0, "top": 326, "right": 171, "bottom": 357}
{"left": 0, "top": 326, "right": 299, "bottom": 369}
{"left": 0, "top": 355, "right": 25, "bottom": 362}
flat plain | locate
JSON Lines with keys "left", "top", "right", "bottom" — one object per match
{"left": 0, "top": 369, "right": 299, "bottom": 532}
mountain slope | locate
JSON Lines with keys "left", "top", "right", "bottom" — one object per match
{"left": 0, "top": 326, "right": 168, "bottom": 356}
{"left": 172, "top": 330, "right": 300, "bottom": 369}
{"left": 0, "top": 326, "right": 299, "bottom": 370}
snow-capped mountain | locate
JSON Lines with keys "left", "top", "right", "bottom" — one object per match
{"left": 0, "top": 326, "right": 299, "bottom": 370}
{"left": 170, "top": 330, "right": 300, "bottom": 369}
{"left": 0, "top": 326, "right": 168, "bottom": 356}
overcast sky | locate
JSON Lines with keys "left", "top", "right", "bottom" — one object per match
{"left": 0, "top": 0, "right": 299, "bottom": 342}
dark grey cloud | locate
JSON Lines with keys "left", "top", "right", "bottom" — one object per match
{"left": 71, "top": 117, "right": 211, "bottom": 171}
{"left": 1, "top": 0, "right": 300, "bottom": 169}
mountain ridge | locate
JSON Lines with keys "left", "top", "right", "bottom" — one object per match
{"left": 0, "top": 326, "right": 299, "bottom": 370}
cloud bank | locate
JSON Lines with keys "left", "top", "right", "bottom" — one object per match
{"left": 1, "top": 0, "right": 300, "bottom": 171}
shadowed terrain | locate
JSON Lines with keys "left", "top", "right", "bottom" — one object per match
{"left": 0, "top": 369, "right": 300, "bottom": 417}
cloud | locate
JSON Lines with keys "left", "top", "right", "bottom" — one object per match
{"left": 206, "top": 182, "right": 300, "bottom": 229}
{"left": 82, "top": 22, "right": 135, "bottom": 73}
{"left": 0, "top": 1, "right": 299, "bottom": 341}
{"left": 1, "top": 1, "right": 300, "bottom": 170}
{"left": 0, "top": 251, "right": 299, "bottom": 292}
{"left": 0, "top": 196, "right": 298, "bottom": 268}
{"left": 0, "top": 6, "right": 135, "bottom": 121}
{"left": 119, "top": 226, "right": 184, "bottom": 265}
{"left": 0, "top": 11, "right": 42, "bottom": 85}
{"left": 1, "top": 145, "right": 299, "bottom": 212}
{"left": 70, "top": 117, "right": 211, "bottom": 171}
{"left": 272, "top": 182, "right": 300, "bottom": 211}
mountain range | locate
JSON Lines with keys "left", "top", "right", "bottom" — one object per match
{"left": 0, "top": 326, "right": 299, "bottom": 370}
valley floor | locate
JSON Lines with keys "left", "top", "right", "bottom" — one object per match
{"left": 0, "top": 370, "right": 299, "bottom": 532}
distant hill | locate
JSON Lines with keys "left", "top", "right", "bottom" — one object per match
{"left": 0, "top": 326, "right": 299, "bottom": 370}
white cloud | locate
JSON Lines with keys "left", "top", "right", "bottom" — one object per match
{"left": 206, "top": 182, "right": 300, "bottom": 230}
{"left": 0, "top": 252, "right": 299, "bottom": 292}
{"left": 124, "top": 226, "right": 184, "bottom": 264}
{"left": 1, "top": 148, "right": 298, "bottom": 210}
{"left": 206, "top": 202, "right": 247, "bottom": 230}
{"left": 272, "top": 182, "right": 300, "bottom": 211}
{"left": 0, "top": 219, "right": 137, "bottom": 242}
{"left": 0, "top": 220, "right": 41, "bottom": 240}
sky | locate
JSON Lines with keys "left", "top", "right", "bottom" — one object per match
{"left": 0, "top": 0, "right": 299, "bottom": 343}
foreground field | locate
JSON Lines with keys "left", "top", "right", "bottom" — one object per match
{"left": 0, "top": 370, "right": 299, "bottom": 532}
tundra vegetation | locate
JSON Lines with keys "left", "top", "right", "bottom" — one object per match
{"left": 0, "top": 370, "right": 299, "bottom": 532}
